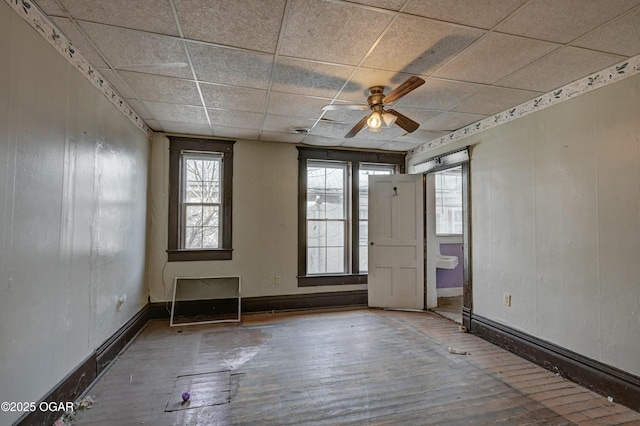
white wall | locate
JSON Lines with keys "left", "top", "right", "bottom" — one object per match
{"left": 410, "top": 72, "right": 640, "bottom": 377}
{"left": 0, "top": 3, "right": 150, "bottom": 424}
{"left": 146, "top": 134, "right": 367, "bottom": 302}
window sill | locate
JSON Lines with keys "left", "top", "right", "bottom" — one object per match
{"left": 167, "top": 249, "right": 232, "bottom": 262}
{"left": 298, "top": 274, "right": 367, "bottom": 287}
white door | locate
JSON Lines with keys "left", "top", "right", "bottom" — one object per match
{"left": 368, "top": 174, "right": 424, "bottom": 309}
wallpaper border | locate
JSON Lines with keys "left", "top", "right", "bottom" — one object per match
{"left": 410, "top": 54, "right": 640, "bottom": 158}
{"left": 4, "top": 0, "right": 153, "bottom": 139}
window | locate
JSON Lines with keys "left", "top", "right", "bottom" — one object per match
{"left": 298, "top": 147, "right": 404, "bottom": 286}
{"left": 434, "top": 166, "right": 462, "bottom": 235}
{"left": 168, "top": 137, "right": 234, "bottom": 261}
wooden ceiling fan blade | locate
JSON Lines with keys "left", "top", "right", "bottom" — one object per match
{"left": 386, "top": 109, "right": 420, "bottom": 133}
{"left": 383, "top": 76, "right": 425, "bottom": 104}
{"left": 322, "top": 104, "right": 367, "bottom": 111}
{"left": 345, "top": 113, "right": 371, "bottom": 138}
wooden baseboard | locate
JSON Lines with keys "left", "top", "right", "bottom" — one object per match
{"left": 15, "top": 306, "right": 150, "bottom": 426}
{"left": 471, "top": 313, "right": 640, "bottom": 412}
{"left": 149, "top": 290, "right": 368, "bottom": 320}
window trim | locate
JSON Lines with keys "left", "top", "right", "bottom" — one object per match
{"left": 167, "top": 136, "right": 234, "bottom": 262}
{"left": 297, "top": 147, "right": 405, "bottom": 287}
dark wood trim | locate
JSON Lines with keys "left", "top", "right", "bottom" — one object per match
{"left": 461, "top": 160, "right": 472, "bottom": 330}
{"left": 297, "top": 147, "right": 405, "bottom": 285}
{"left": 297, "top": 155, "right": 308, "bottom": 279}
{"left": 16, "top": 306, "right": 150, "bottom": 426}
{"left": 95, "top": 305, "right": 150, "bottom": 374}
{"left": 15, "top": 354, "right": 96, "bottom": 426}
{"left": 167, "top": 248, "right": 232, "bottom": 262}
{"left": 298, "top": 274, "right": 367, "bottom": 287}
{"left": 150, "top": 290, "right": 368, "bottom": 319}
{"left": 297, "top": 146, "right": 406, "bottom": 167}
{"left": 243, "top": 290, "right": 368, "bottom": 312}
{"left": 471, "top": 313, "right": 640, "bottom": 412}
{"left": 167, "top": 136, "right": 234, "bottom": 262}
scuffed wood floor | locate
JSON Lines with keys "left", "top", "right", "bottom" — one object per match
{"left": 72, "top": 309, "right": 640, "bottom": 425}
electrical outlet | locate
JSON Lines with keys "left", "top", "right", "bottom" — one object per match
{"left": 275, "top": 275, "right": 281, "bottom": 285}
{"left": 503, "top": 293, "right": 511, "bottom": 307}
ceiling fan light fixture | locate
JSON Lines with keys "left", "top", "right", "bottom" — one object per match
{"left": 367, "top": 111, "right": 382, "bottom": 129}
{"left": 382, "top": 112, "right": 397, "bottom": 127}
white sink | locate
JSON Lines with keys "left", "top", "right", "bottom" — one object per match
{"left": 435, "top": 255, "right": 458, "bottom": 269}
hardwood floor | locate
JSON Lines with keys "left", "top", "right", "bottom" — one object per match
{"left": 71, "top": 309, "right": 640, "bottom": 425}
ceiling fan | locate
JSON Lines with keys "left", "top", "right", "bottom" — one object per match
{"left": 322, "top": 76, "right": 425, "bottom": 138}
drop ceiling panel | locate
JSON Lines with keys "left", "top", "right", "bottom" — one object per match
{"left": 398, "top": 79, "right": 486, "bottom": 110}
{"left": 279, "top": 0, "right": 393, "bottom": 65}
{"left": 144, "top": 102, "right": 209, "bottom": 124}
{"left": 271, "top": 57, "right": 354, "bottom": 98}
{"left": 452, "top": 86, "right": 541, "bottom": 115}
{"left": 187, "top": 42, "right": 273, "bottom": 89}
{"left": 159, "top": 121, "right": 213, "bottom": 136}
{"left": 174, "top": 0, "right": 286, "bottom": 53}
{"left": 405, "top": 0, "right": 528, "bottom": 29}
{"left": 433, "top": 33, "right": 560, "bottom": 84}
{"left": 261, "top": 115, "right": 316, "bottom": 133}
{"left": 495, "top": 0, "right": 640, "bottom": 43}
{"left": 212, "top": 126, "right": 260, "bottom": 140}
{"left": 28, "top": 0, "right": 640, "bottom": 151}
{"left": 378, "top": 140, "right": 423, "bottom": 151}
{"left": 266, "top": 92, "right": 330, "bottom": 119}
{"left": 200, "top": 84, "right": 268, "bottom": 113}
{"left": 496, "top": 46, "right": 625, "bottom": 93}
{"left": 50, "top": 17, "right": 108, "bottom": 68}
{"left": 260, "top": 131, "right": 306, "bottom": 143}
{"left": 79, "top": 22, "right": 192, "bottom": 78}
{"left": 119, "top": 71, "right": 201, "bottom": 106}
{"left": 361, "top": 15, "right": 485, "bottom": 75}
{"left": 58, "top": 0, "right": 179, "bottom": 36}
{"left": 345, "top": 0, "right": 405, "bottom": 11}
{"left": 423, "top": 111, "right": 487, "bottom": 131}
{"left": 572, "top": 6, "right": 640, "bottom": 56}
{"left": 208, "top": 109, "right": 263, "bottom": 130}
{"left": 34, "top": 0, "right": 65, "bottom": 16}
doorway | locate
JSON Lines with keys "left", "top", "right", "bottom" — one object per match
{"left": 427, "top": 166, "right": 464, "bottom": 323}
{"left": 417, "top": 149, "right": 470, "bottom": 328}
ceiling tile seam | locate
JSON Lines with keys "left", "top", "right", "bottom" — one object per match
{"left": 409, "top": 54, "right": 640, "bottom": 158}
{"left": 5, "top": 0, "right": 153, "bottom": 138}
{"left": 485, "top": 3, "right": 640, "bottom": 92}
{"left": 569, "top": 3, "right": 640, "bottom": 50}
{"left": 44, "top": 0, "right": 164, "bottom": 132}
{"left": 308, "top": 4, "right": 409, "bottom": 135}
{"left": 168, "top": 0, "right": 212, "bottom": 134}
{"left": 258, "top": 0, "right": 293, "bottom": 142}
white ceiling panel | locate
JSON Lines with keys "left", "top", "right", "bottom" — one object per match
{"left": 496, "top": 47, "right": 625, "bottom": 92}
{"left": 174, "top": 0, "right": 286, "bottom": 53}
{"left": 495, "top": 0, "right": 640, "bottom": 43}
{"left": 271, "top": 57, "right": 354, "bottom": 98}
{"left": 405, "top": 0, "right": 528, "bottom": 29}
{"left": 119, "top": 71, "right": 201, "bottom": 106}
{"left": 361, "top": 15, "right": 485, "bottom": 75}
{"left": 187, "top": 42, "right": 274, "bottom": 89}
{"left": 201, "top": 84, "right": 268, "bottom": 113}
{"left": 452, "top": 86, "right": 541, "bottom": 115}
{"left": 279, "top": 0, "right": 393, "bottom": 65}
{"left": 31, "top": 0, "right": 640, "bottom": 151}
{"left": 80, "top": 22, "right": 192, "bottom": 79}
{"left": 433, "top": 33, "right": 560, "bottom": 84}
{"left": 572, "top": 6, "right": 640, "bottom": 57}
{"left": 59, "top": 0, "right": 179, "bottom": 36}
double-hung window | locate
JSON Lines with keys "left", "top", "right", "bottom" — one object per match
{"left": 298, "top": 147, "right": 404, "bottom": 287}
{"left": 168, "top": 137, "right": 234, "bottom": 262}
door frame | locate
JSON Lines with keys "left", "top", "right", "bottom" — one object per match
{"left": 414, "top": 148, "right": 472, "bottom": 330}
